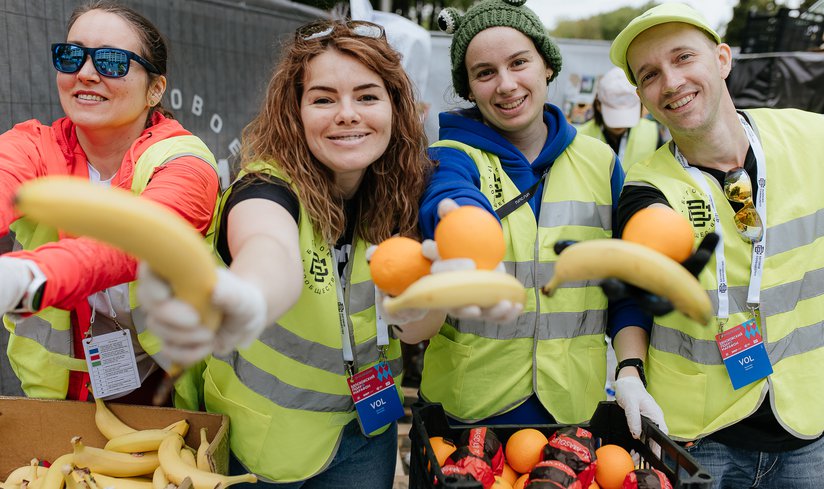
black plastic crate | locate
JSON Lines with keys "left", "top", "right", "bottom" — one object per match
{"left": 409, "top": 401, "right": 712, "bottom": 489}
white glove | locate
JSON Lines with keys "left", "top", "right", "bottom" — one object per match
{"left": 614, "top": 376, "right": 668, "bottom": 438}
{"left": 210, "top": 267, "right": 267, "bottom": 355}
{"left": 137, "top": 264, "right": 267, "bottom": 366}
{"left": 0, "top": 257, "right": 36, "bottom": 314}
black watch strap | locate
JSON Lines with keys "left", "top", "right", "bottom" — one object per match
{"left": 616, "top": 358, "right": 646, "bottom": 387}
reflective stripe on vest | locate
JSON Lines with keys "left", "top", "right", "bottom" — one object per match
{"left": 5, "top": 134, "right": 217, "bottom": 399}
{"left": 624, "top": 108, "right": 824, "bottom": 440}
{"left": 422, "top": 136, "right": 614, "bottom": 423}
{"left": 202, "top": 165, "right": 403, "bottom": 481}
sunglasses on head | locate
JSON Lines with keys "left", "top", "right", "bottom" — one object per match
{"left": 723, "top": 167, "right": 763, "bottom": 243}
{"left": 51, "top": 43, "right": 160, "bottom": 79}
{"left": 295, "top": 20, "right": 385, "bottom": 42}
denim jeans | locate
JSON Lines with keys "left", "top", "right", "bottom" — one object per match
{"left": 685, "top": 435, "right": 824, "bottom": 489}
{"left": 228, "top": 419, "right": 398, "bottom": 489}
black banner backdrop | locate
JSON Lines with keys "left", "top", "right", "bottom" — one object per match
{"left": 0, "top": 0, "right": 325, "bottom": 395}
{"left": 729, "top": 52, "right": 824, "bottom": 114}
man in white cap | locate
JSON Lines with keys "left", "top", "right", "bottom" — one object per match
{"left": 577, "top": 66, "right": 661, "bottom": 171}
{"left": 609, "top": 3, "right": 824, "bottom": 488}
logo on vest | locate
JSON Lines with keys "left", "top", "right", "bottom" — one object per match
{"left": 305, "top": 247, "right": 333, "bottom": 294}
{"left": 492, "top": 173, "right": 503, "bottom": 200}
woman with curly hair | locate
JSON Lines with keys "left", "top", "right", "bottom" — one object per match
{"left": 138, "top": 19, "right": 441, "bottom": 487}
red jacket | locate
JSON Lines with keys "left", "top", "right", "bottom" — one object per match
{"left": 0, "top": 113, "right": 220, "bottom": 310}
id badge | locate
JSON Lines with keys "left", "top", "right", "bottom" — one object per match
{"left": 83, "top": 330, "right": 141, "bottom": 398}
{"left": 347, "top": 362, "right": 404, "bottom": 436}
{"left": 716, "top": 318, "right": 773, "bottom": 390}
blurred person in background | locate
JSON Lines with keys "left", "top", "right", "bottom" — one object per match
{"left": 577, "top": 66, "right": 662, "bottom": 172}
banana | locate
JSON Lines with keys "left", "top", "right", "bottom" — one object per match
{"left": 150, "top": 468, "right": 168, "bottom": 489}
{"left": 158, "top": 435, "right": 256, "bottom": 489}
{"left": 90, "top": 473, "right": 153, "bottom": 489}
{"left": 178, "top": 448, "right": 197, "bottom": 469}
{"left": 71, "top": 437, "right": 159, "bottom": 478}
{"left": 542, "top": 239, "right": 712, "bottom": 324}
{"left": 104, "top": 430, "right": 178, "bottom": 454}
{"left": 195, "top": 428, "right": 211, "bottom": 472}
{"left": 14, "top": 176, "right": 222, "bottom": 402}
{"left": 161, "top": 420, "right": 190, "bottom": 437}
{"left": 13, "top": 177, "right": 219, "bottom": 329}
{"left": 5, "top": 462, "right": 48, "bottom": 486}
{"left": 383, "top": 269, "right": 526, "bottom": 315}
{"left": 93, "top": 395, "right": 137, "bottom": 440}
{"left": 40, "top": 453, "right": 74, "bottom": 489}
{"left": 62, "top": 466, "right": 89, "bottom": 489}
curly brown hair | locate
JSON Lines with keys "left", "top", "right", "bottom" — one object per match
{"left": 240, "top": 21, "right": 432, "bottom": 244}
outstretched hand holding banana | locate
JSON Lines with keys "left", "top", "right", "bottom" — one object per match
{"left": 13, "top": 176, "right": 222, "bottom": 403}
{"left": 542, "top": 236, "right": 716, "bottom": 324}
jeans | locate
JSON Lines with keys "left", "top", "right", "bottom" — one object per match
{"left": 684, "top": 435, "right": 824, "bottom": 489}
{"left": 228, "top": 419, "right": 398, "bottom": 489}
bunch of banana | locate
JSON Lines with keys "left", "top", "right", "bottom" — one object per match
{"left": 158, "top": 435, "right": 256, "bottom": 489}
{"left": 383, "top": 270, "right": 526, "bottom": 315}
{"left": 14, "top": 177, "right": 223, "bottom": 403}
{"left": 542, "top": 239, "right": 712, "bottom": 324}
{"left": 71, "top": 437, "right": 159, "bottom": 478}
{"left": 3, "top": 460, "right": 48, "bottom": 489}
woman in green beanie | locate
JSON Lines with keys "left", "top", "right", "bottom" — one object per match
{"left": 414, "top": 0, "right": 655, "bottom": 429}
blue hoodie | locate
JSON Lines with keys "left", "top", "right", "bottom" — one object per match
{"left": 420, "top": 103, "right": 650, "bottom": 341}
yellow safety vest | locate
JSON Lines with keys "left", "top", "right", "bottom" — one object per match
{"left": 198, "top": 166, "right": 403, "bottom": 482}
{"left": 576, "top": 118, "right": 659, "bottom": 171}
{"left": 421, "top": 135, "right": 615, "bottom": 423}
{"left": 4, "top": 135, "right": 218, "bottom": 399}
{"left": 624, "top": 108, "right": 824, "bottom": 440}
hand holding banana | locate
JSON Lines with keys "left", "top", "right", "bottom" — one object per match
{"left": 542, "top": 237, "right": 715, "bottom": 324}
{"left": 13, "top": 176, "right": 221, "bottom": 403}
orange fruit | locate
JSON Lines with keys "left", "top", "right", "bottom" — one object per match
{"left": 622, "top": 206, "right": 694, "bottom": 262}
{"left": 594, "top": 444, "right": 634, "bottom": 489}
{"left": 505, "top": 428, "right": 548, "bottom": 474}
{"left": 428, "top": 436, "right": 457, "bottom": 468}
{"left": 589, "top": 481, "right": 601, "bottom": 489}
{"left": 434, "top": 206, "right": 505, "bottom": 270}
{"left": 512, "top": 473, "right": 530, "bottom": 489}
{"left": 501, "top": 463, "right": 518, "bottom": 486}
{"left": 492, "top": 475, "right": 514, "bottom": 489}
{"left": 369, "top": 236, "right": 432, "bottom": 296}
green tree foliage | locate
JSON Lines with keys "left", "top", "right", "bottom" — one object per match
{"left": 725, "top": 0, "right": 777, "bottom": 46}
{"left": 550, "top": 2, "right": 657, "bottom": 40}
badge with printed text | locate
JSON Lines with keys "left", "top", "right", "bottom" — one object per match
{"left": 715, "top": 318, "right": 773, "bottom": 390}
{"left": 347, "top": 362, "right": 404, "bottom": 436}
{"left": 83, "top": 330, "right": 141, "bottom": 398}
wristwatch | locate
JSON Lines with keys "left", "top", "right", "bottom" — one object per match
{"left": 615, "top": 358, "right": 646, "bottom": 387}
{"left": 11, "top": 260, "right": 47, "bottom": 313}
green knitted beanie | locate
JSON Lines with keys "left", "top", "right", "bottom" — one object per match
{"left": 438, "top": 0, "right": 562, "bottom": 100}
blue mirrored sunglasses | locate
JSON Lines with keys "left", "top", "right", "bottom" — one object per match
{"left": 51, "top": 43, "right": 160, "bottom": 78}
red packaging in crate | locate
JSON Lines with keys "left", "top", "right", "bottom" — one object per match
{"left": 409, "top": 401, "right": 712, "bottom": 489}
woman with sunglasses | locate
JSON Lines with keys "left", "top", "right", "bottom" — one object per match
{"left": 0, "top": 1, "right": 219, "bottom": 405}
{"left": 137, "top": 19, "right": 438, "bottom": 487}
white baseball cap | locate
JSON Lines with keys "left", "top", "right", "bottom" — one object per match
{"left": 597, "top": 67, "right": 641, "bottom": 129}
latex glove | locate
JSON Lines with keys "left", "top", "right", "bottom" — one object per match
{"left": 365, "top": 244, "right": 428, "bottom": 325}
{"left": 137, "top": 264, "right": 267, "bottom": 365}
{"left": 559, "top": 233, "right": 720, "bottom": 317}
{"left": 0, "top": 257, "right": 36, "bottom": 314}
{"left": 614, "top": 376, "right": 668, "bottom": 439}
{"left": 423, "top": 199, "right": 523, "bottom": 323}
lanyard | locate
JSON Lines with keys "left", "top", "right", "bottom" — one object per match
{"left": 331, "top": 250, "right": 388, "bottom": 376}
{"left": 672, "top": 114, "right": 767, "bottom": 325}
{"left": 494, "top": 167, "right": 550, "bottom": 220}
